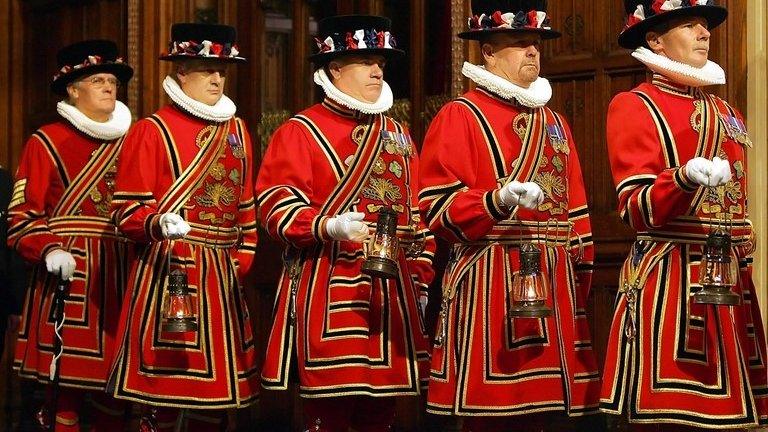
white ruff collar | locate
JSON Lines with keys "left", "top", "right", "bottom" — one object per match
{"left": 632, "top": 47, "right": 726, "bottom": 87}
{"left": 313, "top": 68, "right": 393, "bottom": 114}
{"left": 461, "top": 62, "right": 552, "bottom": 108}
{"left": 162, "top": 75, "right": 236, "bottom": 122}
{"left": 56, "top": 100, "right": 131, "bottom": 141}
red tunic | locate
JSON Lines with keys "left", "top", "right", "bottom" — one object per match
{"left": 109, "top": 104, "right": 259, "bottom": 409}
{"left": 418, "top": 88, "right": 599, "bottom": 416}
{"left": 599, "top": 75, "right": 768, "bottom": 428}
{"left": 8, "top": 120, "right": 127, "bottom": 390}
{"left": 255, "top": 99, "right": 435, "bottom": 398}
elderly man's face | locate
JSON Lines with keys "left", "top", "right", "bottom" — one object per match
{"left": 66, "top": 73, "right": 118, "bottom": 122}
{"left": 647, "top": 16, "right": 711, "bottom": 68}
{"left": 482, "top": 32, "right": 542, "bottom": 88}
{"left": 328, "top": 54, "right": 386, "bottom": 103}
{"left": 176, "top": 60, "right": 228, "bottom": 106}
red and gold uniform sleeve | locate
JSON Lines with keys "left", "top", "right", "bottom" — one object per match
{"left": 6, "top": 134, "right": 65, "bottom": 262}
{"left": 562, "top": 119, "right": 594, "bottom": 296}
{"left": 418, "top": 102, "right": 510, "bottom": 242}
{"left": 233, "top": 118, "right": 258, "bottom": 275}
{"left": 607, "top": 92, "right": 699, "bottom": 231}
{"left": 111, "top": 119, "right": 164, "bottom": 243}
{"left": 405, "top": 146, "right": 436, "bottom": 294}
{"left": 255, "top": 120, "right": 326, "bottom": 248}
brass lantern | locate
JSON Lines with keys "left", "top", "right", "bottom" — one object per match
{"left": 161, "top": 269, "right": 199, "bottom": 332}
{"left": 509, "top": 243, "right": 552, "bottom": 318}
{"left": 362, "top": 207, "right": 400, "bottom": 279}
{"left": 694, "top": 228, "right": 740, "bottom": 305}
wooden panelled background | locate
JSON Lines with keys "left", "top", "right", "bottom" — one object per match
{"left": 0, "top": 0, "right": 749, "bottom": 431}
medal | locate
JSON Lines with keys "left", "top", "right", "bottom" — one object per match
{"left": 381, "top": 130, "right": 413, "bottom": 156}
{"left": 722, "top": 114, "right": 752, "bottom": 148}
{"left": 227, "top": 133, "right": 246, "bottom": 158}
{"left": 546, "top": 124, "right": 569, "bottom": 154}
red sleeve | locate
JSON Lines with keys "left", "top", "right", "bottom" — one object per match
{"left": 232, "top": 118, "right": 258, "bottom": 275}
{"left": 607, "top": 92, "right": 699, "bottom": 231}
{"left": 255, "top": 120, "right": 327, "bottom": 248}
{"left": 6, "top": 134, "right": 65, "bottom": 262}
{"left": 111, "top": 119, "right": 164, "bottom": 243}
{"left": 404, "top": 137, "right": 436, "bottom": 294}
{"left": 418, "top": 102, "right": 509, "bottom": 243}
{"left": 561, "top": 116, "right": 593, "bottom": 297}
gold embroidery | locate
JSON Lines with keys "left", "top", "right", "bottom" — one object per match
{"left": 552, "top": 154, "right": 564, "bottom": 173}
{"left": 535, "top": 172, "right": 566, "bottom": 199}
{"left": 92, "top": 163, "right": 118, "bottom": 217}
{"left": 9, "top": 178, "right": 27, "bottom": 208}
{"left": 351, "top": 124, "right": 368, "bottom": 145}
{"left": 229, "top": 168, "right": 241, "bottom": 185}
{"left": 690, "top": 100, "right": 703, "bottom": 132}
{"left": 209, "top": 162, "right": 226, "bottom": 181}
{"left": 550, "top": 137, "right": 569, "bottom": 154}
{"left": 362, "top": 178, "right": 402, "bottom": 203}
{"left": 537, "top": 157, "right": 548, "bottom": 170}
{"left": 389, "top": 160, "right": 403, "bottom": 178}
{"left": 373, "top": 158, "right": 386, "bottom": 175}
{"left": 195, "top": 125, "right": 216, "bottom": 148}
{"left": 512, "top": 112, "right": 530, "bottom": 140}
{"left": 701, "top": 202, "right": 723, "bottom": 215}
{"left": 199, "top": 211, "right": 236, "bottom": 224}
{"left": 733, "top": 160, "right": 744, "bottom": 179}
{"left": 194, "top": 182, "right": 236, "bottom": 210}
{"left": 367, "top": 203, "right": 405, "bottom": 213}
{"left": 724, "top": 181, "right": 742, "bottom": 203}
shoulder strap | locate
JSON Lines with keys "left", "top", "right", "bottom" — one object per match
{"left": 52, "top": 136, "right": 124, "bottom": 217}
{"left": 155, "top": 118, "right": 233, "bottom": 214}
{"left": 319, "top": 114, "right": 386, "bottom": 217}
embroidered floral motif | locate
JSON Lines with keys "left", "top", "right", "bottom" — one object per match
{"left": 229, "top": 168, "right": 241, "bottom": 185}
{"left": 535, "top": 171, "right": 566, "bottom": 198}
{"left": 195, "top": 182, "right": 236, "bottom": 210}
{"left": 209, "top": 162, "right": 226, "bottom": 181}
{"left": 389, "top": 160, "right": 403, "bottom": 178}
{"left": 362, "top": 177, "right": 402, "bottom": 204}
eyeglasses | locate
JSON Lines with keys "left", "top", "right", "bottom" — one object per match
{"left": 81, "top": 76, "right": 121, "bottom": 88}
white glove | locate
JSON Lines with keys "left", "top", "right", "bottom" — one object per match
{"left": 710, "top": 156, "right": 732, "bottom": 186}
{"left": 45, "top": 249, "right": 76, "bottom": 281}
{"left": 325, "top": 211, "right": 369, "bottom": 241}
{"left": 685, "top": 157, "right": 732, "bottom": 187}
{"left": 498, "top": 181, "right": 544, "bottom": 210}
{"left": 158, "top": 213, "right": 191, "bottom": 239}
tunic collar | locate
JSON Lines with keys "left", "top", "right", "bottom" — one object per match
{"left": 162, "top": 75, "right": 236, "bottom": 123}
{"left": 461, "top": 62, "right": 552, "bottom": 108}
{"left": 632, "top": 46, "right": 725, "bottom": 89}
{"left": 321, "top": 98, "right": 370, "bottom": 120}
{"left": 56, "top": 100, "right": 132, "bottom": 141}
{"left": 651, "top": 74, "right": 699, "bottom": 98}
{"left": 313, "top": 68, "right": 393, "bottom": 115}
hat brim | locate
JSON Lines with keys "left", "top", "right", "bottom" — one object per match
{"left": 618, "top": 5, "right": 727, "bottom": 49}
{"left": 309, "top": 48, "right": 405, "bottom": 65}
{"left": 51, "top": 63, "right": 134, "bottom": 96}
{"left": 159, "top": 54, "right": 247, "bottom": 64}
{"left": 458, "top": 27, "right": 561, "bottom": 41}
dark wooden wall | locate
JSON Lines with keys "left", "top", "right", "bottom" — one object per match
{"left": 0, "top": 0, "right": 748, "bottom": 431}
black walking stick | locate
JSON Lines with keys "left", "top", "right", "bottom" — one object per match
{"left": 36, "top": 271, "right": 69, "bottom": 430}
